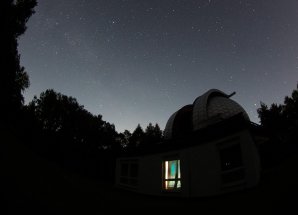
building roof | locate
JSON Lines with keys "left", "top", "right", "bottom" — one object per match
{"left": 164, "top": 89, "right": 250, "bottom": 139}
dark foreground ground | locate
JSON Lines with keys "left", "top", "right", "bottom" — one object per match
{"left": 2, "top": 135, "right": 298, "bottom": 214}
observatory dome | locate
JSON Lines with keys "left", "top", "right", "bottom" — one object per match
{"left": 164, "top": 89, "right": 249, "bottom": 139}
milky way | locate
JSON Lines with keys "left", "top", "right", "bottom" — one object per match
{"left": 19, "top": 0, "right": 298, "bottom": 132}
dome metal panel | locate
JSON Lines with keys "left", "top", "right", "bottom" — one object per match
{"left": 193, "top": 89, "right": 228, "bottom": 130}
{"left": 207, "top": 97, "right": 249, "bottom": 122}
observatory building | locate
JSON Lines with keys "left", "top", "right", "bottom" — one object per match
{"left": 115, "top": 89, "right": 261, "bottom": 197}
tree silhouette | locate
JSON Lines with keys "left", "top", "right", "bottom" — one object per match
{"left": 128, "top": 124, "right": 145, "bottom": 150}
{"left": 118, "top": 130, "right": 132, "bottom": 148}
{"left": 283, "top": 86, "right": 298, "bottom": 135}
{"left": 258, "top": 103, "right": 286, "bottom": 141}
{"left": 141, "top": 123, "right": 163, "bottom": 148}
{"left": 27, "top": 89, "right": 119, "bottom": 163}
{"left": 2, "top": 0, "right": 37, "bottom": 128}
{"left": 153, "top": 123, "right": 163, "bottom": 141}
{"left": 124, "top": 123, "right": 164, "bottom": 151}
{"left": 257, "top": 84, "right": 298, "bottom": 168}
{"left": 258, "top": 84, "right": 298, "bottom": 144}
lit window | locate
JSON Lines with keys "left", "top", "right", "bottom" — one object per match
{"left": 163, "top": 159, "right": 181, "bottom": 190}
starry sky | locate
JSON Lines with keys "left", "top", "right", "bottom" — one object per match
{"left": 19, "top": 0, "right": 298, "bottom": 132}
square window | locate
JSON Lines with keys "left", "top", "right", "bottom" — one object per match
{"left": 218, "top": 143, "right": 245, "bottom": 185}
{"left": 119, "top": 160, "right": 139, "bottom": 187}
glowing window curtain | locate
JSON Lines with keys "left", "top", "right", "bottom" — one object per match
{"left": 164, "top": 160, "right": 181, "bottom": 190}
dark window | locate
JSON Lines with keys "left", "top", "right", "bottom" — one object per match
{"left": 219, "top": 143, "right": 245, "bottom": 185}
{"left": 120, "top": 177, "right": 128, "bottom": 184}
{"left": 121, "top": 163, "right": 129, "bottom": 176}
{"left": 220, "top": 144, "right": 243, "bottom": 171}
{"left": 119, "top": 160, "right": 139, "bottom": 187}
{"left": 130, "top": 163, "right": 139, "bottom": 178}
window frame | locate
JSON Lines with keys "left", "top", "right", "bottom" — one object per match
{"left": 119, "top": 159, "right": 139, "bottom": 188}
{"left": 217, "top": 138, "right": 246, "bottom": 187}
{"left": 162, "top": 156, "right": 182, "bottom": 192}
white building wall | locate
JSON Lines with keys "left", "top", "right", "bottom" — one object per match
{"left": 115, "top": 129, "right": 261, "bottom": 197}
{"left": 187, "top": 141, "right": 221, "bottom": 197}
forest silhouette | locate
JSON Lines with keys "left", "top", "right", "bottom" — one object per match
{"left": 2, "top": 0, "right": 165, "bottom": 182}
{"left": 2, "top": 0, "right": 298, "bottom": 212}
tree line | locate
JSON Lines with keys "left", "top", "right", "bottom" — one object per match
{"left": 257, "top": 85, "right": 298, "bottom": 167}
{"left": 258, "top": 86, "right": 298, "bottom": 145}
{"left": 20, "top": 89, "right": 163, "bottom": 179}
{"left": 23, "top": 88, "right": 163, "bottom": 153}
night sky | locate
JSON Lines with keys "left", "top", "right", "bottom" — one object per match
{"left": 19, "top": 0, "right": 298, "bottom": 132}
